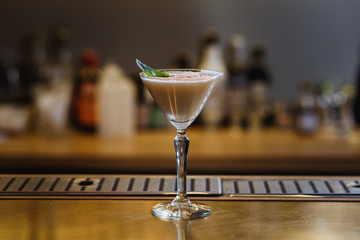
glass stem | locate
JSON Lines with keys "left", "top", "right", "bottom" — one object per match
{"left": 172, "top": 129, "right": 191, "bottom": 207}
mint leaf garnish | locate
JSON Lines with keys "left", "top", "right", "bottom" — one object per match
{"left": 136, "top": 59, "right": 169, "bottom": 77}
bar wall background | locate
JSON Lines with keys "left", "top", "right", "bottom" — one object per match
{"left": 0, "top": 0, "right": 359, "bottom": 102}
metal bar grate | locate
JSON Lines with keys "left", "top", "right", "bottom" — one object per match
{"left": 1, "top": 176, "right": 360, "bottom": 198}
{"left": 223, "top": 179, "right": 360, "bottom": 196}
{"left": 0, "top": 176, "right": 222, "bottom": 196}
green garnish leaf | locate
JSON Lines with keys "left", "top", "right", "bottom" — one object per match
{"left": 136, "top": 59, "right": 169, "bottom": 77}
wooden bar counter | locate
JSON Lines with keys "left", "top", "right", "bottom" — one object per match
{"left": 0, "top": 128, "right": 359, "bottom": 174}
{"left": 0, "top": 199, "right": 359, "bottom": 239}
{"left": 0, "top": 174, "right": 360, "bottom": 239}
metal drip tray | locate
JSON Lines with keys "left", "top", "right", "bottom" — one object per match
{"left": 1, "top": 175, "right": 360, "bottom": 200}
{"left": 223, "top": 178, "right": 360, "bottom": 198}
{"left": 0, "top": 175, "right": 222, "bottom": 196}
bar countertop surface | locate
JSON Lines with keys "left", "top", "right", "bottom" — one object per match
{"left": 0, "top": 128, "right": 359, "bottom": 174}
{"left": 0, "top": 174, "right": 360, "bottom": 239}
{"left": 0, "top": 199, "right": 359, "bottom": 240}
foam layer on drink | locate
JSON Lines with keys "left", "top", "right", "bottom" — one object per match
{"left": 141, "top": 70, "right": 222, "bottom": 129}
{"left": 149, "top": 71, "right": 218, "bottom": 82}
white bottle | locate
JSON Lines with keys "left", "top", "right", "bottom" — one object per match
{"left": 98, "top": 63, "right": 136, "bottom": 138}
{"left": 198, "top": 28, "right": 228, "bottom": 128}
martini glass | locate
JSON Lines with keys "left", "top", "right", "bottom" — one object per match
{"left": 140, "top": 69, "right": 223, "bottom": 220}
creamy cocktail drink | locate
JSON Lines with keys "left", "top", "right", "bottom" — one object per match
{"left": 138, "top": 60, "right": 223, "bottom": 220}
{"left": 141, "top": 70, "right": 219, "bottom": 129}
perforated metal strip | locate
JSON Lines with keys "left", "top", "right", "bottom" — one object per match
{"left": 223, "top": 179, "right": 360, "bottom": 196}
{"left": 0, "top": 176, "right": 222, "bottom": 196}
{"left": 2, "top": 176, "right": 360, "bottom": 198}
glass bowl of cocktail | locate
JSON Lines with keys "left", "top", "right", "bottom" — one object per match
{"left": 137, "top": 59, "right": 223, "bottom": 220}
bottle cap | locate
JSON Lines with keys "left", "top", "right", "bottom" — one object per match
{"left": 80, "top": 48, "right": 99, "bottom": 68}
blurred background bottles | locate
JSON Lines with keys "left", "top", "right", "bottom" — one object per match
{"left": 317, "top": 81, "right": 356, "bottom": 138}
{"left": 70, "top": 48, "right": 100, "bottom": 133}
{"left": 47, "top": 28, "right": 73, "bottom": 83}
{"left": 353, "top": 46, "right": 360, "bottom": 127}
{"left": 246, "top": 44, "right": 272, "bottom": 132}
{"left": 0, "top": 25, "right": 360, "bottom": 138}
{"left": 198, "top": 28, "right": 228, "bottom": 129}
{"left": 19, "top": 31, "right": 50, "bottom": 89}
{"left": 34, "top": 28, "right": 73, "bottom": 137}
{"left": 0, "top": 45, "right": 30, "bottom": 135}
{"left": 294, "top": 79, "right": 320, "bottom": 135}
{"left": 98, "top": 63, "right": 136, "bottom": 138}
{"left": 339, "top": 84, "right": 356, "bottom": 135}
{"left": 0, "top": 45, "right": 25, "bottom": 103}
{"left": 171, "top": 49, "right": 195, "bottom": 69}
{"left": 226, "top": 34, "right": 248, "bottom": 130}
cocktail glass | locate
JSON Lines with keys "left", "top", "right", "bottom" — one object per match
{"left": 140, "top": 69, "right": 223, "bottom": 220}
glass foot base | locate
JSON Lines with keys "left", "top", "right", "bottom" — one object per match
{"left": 152, "top": 202, "right": 211, "bottom": 220}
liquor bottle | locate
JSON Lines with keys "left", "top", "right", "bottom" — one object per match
{"left": 339, "top": 84, "right": 356, "bottom": 135}
{"left": 294, "top": 79, "right": 320, "bottom": 135}
{"left": 18, "top": 31, "right": 51, "bottom": 103}
{"left": 198, "top": 28, "right": 228, "bottom": 128}
{"left": 34, "top": 28, "right": 74, "bottom": 136}
{"left": 20, "top": 31, "right": 51, "bottom": 86}
{"left": 48, "top": 27, "right": 73, "bottom": 82}
{"left": 70, "top": 48, "right": 100, "bottom": 133}
{"left": 226, "top": 34, "right": 248, "bottom": 129}
{"left": 0, "top": 46, "right": 31, "bottom": 134}
{"left": 246, "top": 44, "right": 272, "bottom": 131}
{"left": 171, "top": 49, "right": 195, "bottom": 69}
{"left": 317, "top": 82, "right": 335, "bottom": 133}
{"left": 0, "top": 46, "right": 22, "bottom": 103}
{"left": 130, "top": 71, "right": 148, "bottom": 129}
{"left": 353, "top": 47, "right": 360, "bottom": 126}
